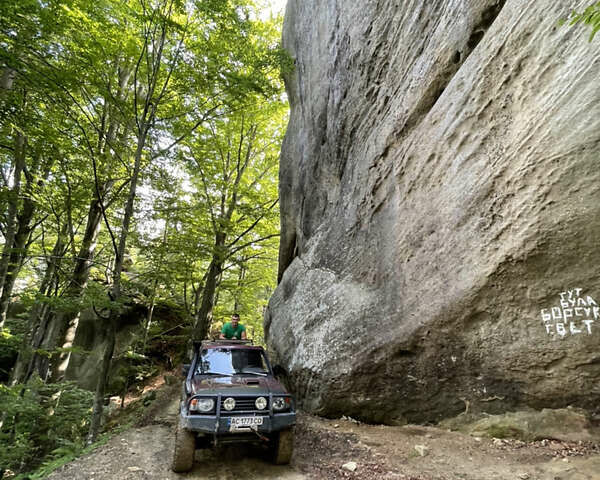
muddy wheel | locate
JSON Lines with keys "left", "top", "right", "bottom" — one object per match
{"left": 171, "top": 421, "right": 195, "bottom": 472}
{"left": 271, "top": 427, "right": 294, "bottom": 465}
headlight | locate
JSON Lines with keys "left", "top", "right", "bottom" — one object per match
{"left": 223, "top": 397, "right": 236, "bottom": 411}
{"left": 255, "top": 396, "right": 267, "bottom": 410}
{"left": 190, "top": 397, "right": 214, "bottom": 412}
{"left": 273, "top": 396, "right": 291, "bottom": 411}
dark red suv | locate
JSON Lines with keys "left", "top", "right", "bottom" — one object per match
{"left": 171, "top": 340, "right": 296, "bottom": 472}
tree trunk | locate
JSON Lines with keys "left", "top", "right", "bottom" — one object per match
{"left": 87, "top": 127, "right": 146, "bottom": 444}
{"left": 43, "top": 62, "right": 129, "bottom": 380}
{"left": 0, "top": 182, "right": 37, "bottom": 326}
{"left": 9, "top": 224, "right": 67, "bottom": 385}
{"left": 1, "top": 66, "right": 15, "bottom": 91}
{"left": 141, "top": 283, "right": 157, "bottom": 355}
{"left": 193, "top": 255, "right": 222, "bottom": 341}
{"left": 88, "top": 16, "right": 164, "bottom": 440}
{"left": 141, "top": 223, "right": 168, "bottom": 353}
{"left": 0, "top": 133, "right": 26, "bottom": 330}
{"left": 32, "top": 182, "right": 108, "bottom": 381}
{"left": 48, "top": 182, "right": 109, "bottom": 382}
{"left": 0, "top": 66, "right": 19, "bottom": 320}
{"left": 234, "top": 262, "right": 246, "bottom": 312}
{"left": 0, "top": 152, "right": 52, "bottom": 327}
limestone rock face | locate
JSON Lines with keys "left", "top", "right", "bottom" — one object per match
{"left": 266, "top": 0, "right": 600, "bottom": 423}
{"left": 66, "top": 306, "right": 144, "bottom": 391}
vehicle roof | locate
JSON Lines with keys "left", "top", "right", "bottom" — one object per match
{"left": 202, "top": 344, "right": 264, "bottom": 350}
{"left": 196, "top": 340, "right": 264, "bottom": 351}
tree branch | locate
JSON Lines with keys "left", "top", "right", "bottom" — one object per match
{"left": 226, "top": 233, "right": 280, "bottom": 259}
{"left": 227, "top": 197, "right": 278, "bottom": 249}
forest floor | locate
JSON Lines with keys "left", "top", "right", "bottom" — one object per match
{"left": 46, "top": 382, "right": 600, "bottom": 480}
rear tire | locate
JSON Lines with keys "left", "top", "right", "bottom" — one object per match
{"left": 171, "top": 421, "right": 195, "bottom": 472}
{"left": 271, "top": 427, "right": 294, "bottom": 465}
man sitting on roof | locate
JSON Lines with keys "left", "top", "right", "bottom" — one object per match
{"left": 219, "top": 313, "right": 247, "bottom": 340}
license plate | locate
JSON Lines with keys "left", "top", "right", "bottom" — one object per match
{"left": 229, "top": 416, "right": 263, "bottom": 430}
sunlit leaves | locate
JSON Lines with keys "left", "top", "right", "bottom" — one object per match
{"left": 1, "top": 0, "right": 288, "bottom": 472}
{"left": 563, "top": 2, "right": 600, "bottom": 41}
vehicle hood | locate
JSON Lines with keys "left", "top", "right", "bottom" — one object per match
{"left": 190, "top": 375, "right": 287, "bottom": 396}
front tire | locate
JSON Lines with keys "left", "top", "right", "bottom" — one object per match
{"left": 171, "top": 421, "right": 195, "bottom": 472}
{"left": 271, "top": 428, "right": 294, "bottom": 465}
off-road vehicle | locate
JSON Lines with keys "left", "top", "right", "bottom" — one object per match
{"left": 171, "top": 340, "right": 296, "bottom": 472}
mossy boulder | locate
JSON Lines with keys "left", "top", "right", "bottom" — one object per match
{"left": 440, "top": 408, "right": 598, "bottom": 442}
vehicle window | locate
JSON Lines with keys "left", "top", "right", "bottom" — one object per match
{"left": 196, "top": 349, "right": 269, "bottom": 375}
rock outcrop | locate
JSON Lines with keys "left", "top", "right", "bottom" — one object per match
{"left": 266, "top": 0, "right": 600, "bottom": 423}
{"left": 66, "top": 306, "right": 144, "bottom": 391}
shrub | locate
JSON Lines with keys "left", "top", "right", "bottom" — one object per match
{"left": 0, "top": 379, "right": 93, "bottom": 476}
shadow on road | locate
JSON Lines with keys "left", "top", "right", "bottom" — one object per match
{"left": 184, "top": 443, "right": 305, "bottom": 479}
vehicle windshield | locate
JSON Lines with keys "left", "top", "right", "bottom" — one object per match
{"left": 196, "top": 348, "right": 270, "bottom": 376}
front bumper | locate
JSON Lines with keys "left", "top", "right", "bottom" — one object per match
{"left": 180, "top": 392, "right": 296, "bottom": 435}
{"left": 181, "top": 410, "right": 296, "bottom": 434}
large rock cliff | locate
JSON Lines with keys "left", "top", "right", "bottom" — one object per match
{"left": 265, "top": 0, "right": 600, "bottom": 423}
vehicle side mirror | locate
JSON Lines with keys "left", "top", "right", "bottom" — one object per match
{"left": 182, "top": 364, "right": 190, "bottom": 377}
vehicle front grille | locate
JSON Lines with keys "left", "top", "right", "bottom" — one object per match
{"left": 220, "top": 396, "right": 268, "bottom": 415}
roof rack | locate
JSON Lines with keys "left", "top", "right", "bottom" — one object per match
{"left": 195, "top": 338, "right": 254, "bottom": 348}
{"left": 211, "top": 339, "right": 253, "bottom": 345}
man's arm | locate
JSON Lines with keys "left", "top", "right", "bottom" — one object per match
{"left": 220, "top": 323, "right": 228, "bottom": 339}
{"left": 219, "top": 333, "right": 226, "bottom": 339}
{"left": 241, "top": 329, "right": 247, "bottom": 339}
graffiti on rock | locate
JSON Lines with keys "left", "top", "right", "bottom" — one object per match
{"left": 540, "top": 288, "right": 597, "bottom": 337}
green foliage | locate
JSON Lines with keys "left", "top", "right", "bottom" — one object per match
{"left": 142, "top": 300, "right": 191, "bottom": 363}
{"left": 0, "top": 327, "right": 22, "bottom": 380}
{"left": 110, "top": 351, "right": 158, "bottom": 396}
{"left": 1, "top": 0, "right": 288, "bottom": 336}
{"left": 158, "top": 93, "right": 285, "bottom": 339}
{"left": 1, "top": 0, "right": 287, "bottom": 468}
{"left": 11, "top": 424, "right": 123, "bottom": 480}
{"left": 0, "top": 380, "right": 93, "bottom": 476}
{"left": 563, "top": 2, "right": 600, "bottom": 40}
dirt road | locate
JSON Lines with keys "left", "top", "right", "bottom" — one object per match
{"left": 48, "top": 391, "right": 305, "bottom": 480}
{"left": 47, "top": 391, "right": 600, "bottom": 480}
{"left": 46, "top": 423, "right": 304, "bottom": 480}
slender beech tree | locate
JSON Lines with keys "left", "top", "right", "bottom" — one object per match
{"left": 187, "top": 101, "right": 284, "bottom": 341}
{"left": 88, "top": 0, "right": 193, "bottom": 442}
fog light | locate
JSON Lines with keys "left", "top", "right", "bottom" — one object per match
{"left": 223, "top": 397, "right": 236, "bottom": 411}
{"left": 273, "top": 397, "right": 290, "bottom": 411}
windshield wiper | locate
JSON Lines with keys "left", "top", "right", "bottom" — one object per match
{"left": 240, "top": 370, "right": 268, "bottom": 376}
{"left": 201, "top": 371, "right": 233, "bottom": 376}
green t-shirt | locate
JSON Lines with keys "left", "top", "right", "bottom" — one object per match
{"left": 221, "top": 322, "right": 246, "bottom": 339}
